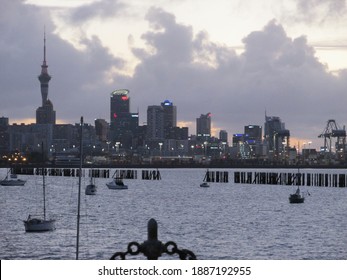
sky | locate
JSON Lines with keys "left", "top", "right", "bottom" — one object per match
{"left": 1, "top": 0, "right": 347, "bottom": 149}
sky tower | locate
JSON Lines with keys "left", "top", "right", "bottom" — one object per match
{"left": 39, "top": 31, "right": 51, "bottom": 104}
{"left": 36, "top": 31, "right": 56, "bottom": 125}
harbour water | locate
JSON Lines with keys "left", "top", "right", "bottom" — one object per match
{"left": 1, "top": 168, "right": 346, "bottom": 260}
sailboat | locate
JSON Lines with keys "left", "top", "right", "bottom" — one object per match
{"left": 106, "top": 177, "right": 128, "bottom": 189}
{"left": 85, "top": 176, "right": 97, "bottom": 195}
{"left": 289, "top": 168, "right": 305, "bottom": 203}
{"left": 289, "top": 186, "right": 305, "bottom": 203}
{"left": 0, "top": 169, "right": 26, "bottom": 186}
{"left": 24, "top": 144, "right": 55, "bottom": 232}
{"left": 200, "top": 169, "right": 210, "bottom": 187}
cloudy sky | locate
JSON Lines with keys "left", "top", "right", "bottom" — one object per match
{"left": 1, "top": 0, "right": 347, "bottom": 149}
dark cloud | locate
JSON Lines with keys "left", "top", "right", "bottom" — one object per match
{"left": 119, "top": 10, "right": 347, "bottom": 144}
{"left": 1, "top": 1, "right": 346, "bottom": 146}
{"left": 0, "top": 0, "right": 124, "bottom": 124}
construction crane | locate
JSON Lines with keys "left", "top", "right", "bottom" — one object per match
{"left": 318, "top": 119, "right": 346, "bottom": 160}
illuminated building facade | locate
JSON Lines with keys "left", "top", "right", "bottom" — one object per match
{"left": 244, "top": 125, "right": 262, "bottom": 143}
{"left": 264, "top": 115, "right": 290, "bottom": 158}
{"left": 110, "top": 89, "right": 130, "bottom": 122}
{"left": 161, "top": 100, "right": 177, "bottom": 139}
{"left": 196, "top": 113, "right": 211, "bottom": 140}
{"left": 109, "top": 89, "right": 138, "bottom": 147}
{"left": 147, "top": 105, "right": 164, "bottom": 140}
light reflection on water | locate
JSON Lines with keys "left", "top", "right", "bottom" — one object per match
{"left": 0, "top": 168, "right": 346, "bottom": 260}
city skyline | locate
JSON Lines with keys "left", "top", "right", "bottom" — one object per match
{"left": 1, "top": 0, "right": 347, "bottom": 149}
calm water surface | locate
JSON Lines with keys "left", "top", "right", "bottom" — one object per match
{"left": 1, "top": 168, "right": 346, "bottom": 260}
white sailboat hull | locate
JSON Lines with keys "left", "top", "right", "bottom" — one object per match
{"left": 24, "top": 218, "right": 56, "bottom": 232}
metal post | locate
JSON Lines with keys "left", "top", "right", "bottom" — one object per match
{"left": 142, "top": 218, "right": 163, "bottom": 259}
{"left": 76, "top": 116, "right": 83, "bottom": 260}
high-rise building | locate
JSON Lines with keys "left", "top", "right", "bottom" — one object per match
{"left": 0, "top": 117, "right": 9, "bottom": 155}
{"left": 110, "top": 89, "right": 130, "bottom": 120}
{"left": 219, "top": 130, "right": 228, "bottom": 143}
{"left": 244, "top": 125, "right": 262, "bottom": 142}
{"left": 95, "top": 119, "right": 109, "bottom": 142}
{"left": 147, "top": 105, "right": 164, "bottom": 140}
{"left": 243, "top": 125, "right": 263, "bottom": 158}
{"left": 196, "top": 113, "right": 211, "bottom": 140}
{"left": 264, "top": 115, "right": 284, "bottom": 151}
{"left": 264, "top": 114, "right": 290, "bottom": 156}
{"left": 161, "top": 100, "right": 177, "bottom": 139}
{"left": 110, "top": 89, "right": 130, "bottom": 142}
{"left": 36, "top": 32, "right": 56, "bottom": 125}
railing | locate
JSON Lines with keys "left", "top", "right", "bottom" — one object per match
{"left": 110, "top": 218, "right": 196, "bottom": 260}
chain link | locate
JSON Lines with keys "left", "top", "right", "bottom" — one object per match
{"left": 110, "top": 218, "right": 196, "bottom": 260}
{"left": 110, "top": 240, "right": 196, "bottom": 260}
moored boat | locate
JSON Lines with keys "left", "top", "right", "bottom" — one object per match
{"left": 24, "top": 153, "right": 55, "bottom": 232}
{"left": 106, "top": 177, "right": 128, "bottom": 189}
{"left": 1, "top": 169, "right": 26, "bottom": 186}
{"left": 0, "top": 178, "right": 26, "bottom": 186}
{"left": 85, "top": 177, "right": 97, "bottom": 195}
{"left": 24, "top": 215, "right": 55, "bottom": 232}
{"left": 289, "top": 187, "right": 305, "bottom": 203}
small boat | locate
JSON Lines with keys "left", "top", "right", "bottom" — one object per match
{"left": 0, "top": 178, "right": 26, "bottom": 186}
{"left": 24, "top": 214, "right": 56, "bottom": 232}
{"left": 85, "top": 179, "right": 97, "bottom": 195}
{"left": 200, "top": 169, "right": 210, "bottom": 187}
{"left": 1, "top": 169, "right": 26, "bottom": 186}
{"left": 24, "top": 144, "right": 55, "bottom": 232}
{"left": 24, "top": 177, "right": 56, "bottom": 232}
{"left": 106, "top": 177, "right": 128, "bottom": 189}
{"left": 289, "top": 187, "right": 305, "bottom": 203}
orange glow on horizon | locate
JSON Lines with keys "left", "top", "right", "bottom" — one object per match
{"left": 9, "top": 118, "right": 68, "bottom": 125}
{"left": 291, "top": 137, "right": 318, "bottom": 150}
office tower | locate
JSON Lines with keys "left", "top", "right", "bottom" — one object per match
{"left": 110, "top": 89, "right": 130, "bottom": 119}
{"left": 109, "top": 89, "right": 139, "bottom": 148}
{"left": 123, "top": 112, "right": 139, "bottom": 149}
{"left": 0, "top": 117, "right": 9, "bottom": 130}
{"left": 95, "top": 119, "right": 109, "bottom": 142}
{"left": 244, "top": 125, "right": 262, "bottom": 142}
{"left": 36, "top": 32, "right": 56, "bottom": 124}
{"left": 264, "top": 115, "right": 284, "bottom": 151}
{"left": 196, "top": 113, "right": 211, "bottom": 140}
{"left": 232, "top": 134, "right": 244, "bottom": 147}
{"left": 110, "top": 89, "right": 130, "bottom": 141}
{"left": 161, "top": 100, "right": 177, "bottom": 139}
{"left": 147, "top": 106, "right": 164, "bottom": 140}
{"left": 244, "top": 125, "right": 262, "bottom": 158}
{"left": 219, "top": 130, "right": 228, "bottom": 143}
{"left": 0, "top": 117, "right": 9, "bottom": 155}
{"left": 264, "top": 114, "right": 290, "bottom": 155}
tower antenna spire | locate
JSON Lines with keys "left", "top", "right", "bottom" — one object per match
{"left": 43, "top": 26, "right": 47, "bottom": 65}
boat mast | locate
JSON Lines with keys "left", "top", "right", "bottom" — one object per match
{"left": 42, "top": 142, "right": 46, "bottom": 220}
{"left": 76, "top": 116, "right": 83, "bottom": 260}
